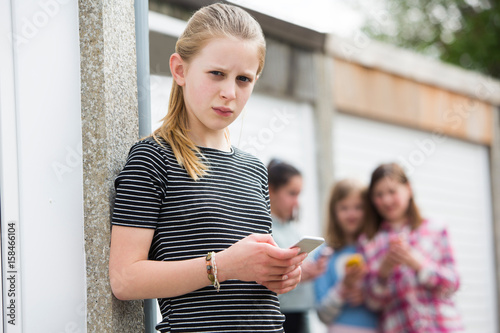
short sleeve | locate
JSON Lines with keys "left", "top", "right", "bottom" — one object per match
{"left": 112, "top": 142, "right": 167, "bottom": 229}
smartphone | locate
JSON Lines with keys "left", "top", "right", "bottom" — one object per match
{"left": 290, "top": 236, "right": 325, "bottom": 254}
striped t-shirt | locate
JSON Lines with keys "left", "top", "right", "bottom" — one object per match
{"left": 112, "top": 138, "right": 285, "bottom": 333}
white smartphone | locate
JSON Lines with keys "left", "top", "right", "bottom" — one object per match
{"left": 290, "top": 236, "right": 325, "bottom": 254}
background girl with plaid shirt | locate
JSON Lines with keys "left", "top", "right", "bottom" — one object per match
{"left": 359, "top": 163, "right": 464, "bottom": 332}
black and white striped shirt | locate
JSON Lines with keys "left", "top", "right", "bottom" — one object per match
{"left": 112, "top": 138, "right": 285, "bottom": 332}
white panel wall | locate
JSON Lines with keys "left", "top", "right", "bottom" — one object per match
{"left": 0, "top": 1, "right": 86, "bottom": 332}
{"left": 333, "top": 113, "right": 497, "bottom": 333}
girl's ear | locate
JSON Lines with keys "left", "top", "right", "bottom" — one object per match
{"left": 170, "top": 53, "right": 186, "bottom": 86}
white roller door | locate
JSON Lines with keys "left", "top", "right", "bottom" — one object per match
{"left": 333, "top": 113, "right": 498, "bottom": 333}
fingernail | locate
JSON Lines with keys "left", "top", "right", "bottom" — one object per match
{"left": 282, "top": 275, "right": 288, "bottom": 280}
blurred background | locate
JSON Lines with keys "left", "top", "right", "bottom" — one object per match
{"left": 147, "top": 1, "right": 500, "bottom": 332}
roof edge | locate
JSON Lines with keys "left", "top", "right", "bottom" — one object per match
{"left": 326, "top": 34, "right": 500, "bottom": 106}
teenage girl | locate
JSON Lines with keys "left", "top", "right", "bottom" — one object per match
{"left": 267, "top": 159, "right": 328, "bottom": 333}
{"left": 314, "top": 179, "right": 380, "bottom": 333}
{"left": 108, "top": 4, "right": 306, "bottom": 332}
{"left": 360, "top": 163, "right": 463, "bottom": 332}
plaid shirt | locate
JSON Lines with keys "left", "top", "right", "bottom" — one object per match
{"left": 359, "top": 219, "right": 464, "bottom": 333}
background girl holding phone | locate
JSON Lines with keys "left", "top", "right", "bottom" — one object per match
{"left": 314, "top": 179, "right": 379, "bottom": 333}
{"left": 268, "top": 159, "right": 328, "bottom": 333}
{"left": 360, "top": 163, "right": 463, "bottom": 332}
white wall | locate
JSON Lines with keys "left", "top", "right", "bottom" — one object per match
{"left": 0, "top": 1, "right": 86, "bottom": 332}
{"left": 333, "top": 113, "right": 498, "bottom": 333}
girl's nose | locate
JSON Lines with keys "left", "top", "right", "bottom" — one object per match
{"left": 220, "top": 81, "right": 236, "bottom": 100}
{"left": 381, "top": 194, "right": 392, "bottom": 206}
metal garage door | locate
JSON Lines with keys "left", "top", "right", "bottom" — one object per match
{"left": 333, "top": 113, "right": 498, "bottom": 333}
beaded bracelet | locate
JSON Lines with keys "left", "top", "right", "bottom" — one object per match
{"left": 206, "top": 251, "right": 220, "bottom": 292}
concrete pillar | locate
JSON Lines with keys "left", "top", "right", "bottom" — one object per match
{"left": 313, "top": 53, "right": 336, "bottom": 230}
{"left": 491, "top": 107, "right": 500, "bottom": 325}
{"left": 79, "top": 1, "right": 144, "bottom": 331}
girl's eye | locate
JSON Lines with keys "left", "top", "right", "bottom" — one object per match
{"left": 210, "top": 71, "right": 224, "bottom": 76}
{"left": 237, "top": 75, "right": 251, "bottom": 82}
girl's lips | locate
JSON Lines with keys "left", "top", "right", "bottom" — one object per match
{"left": 384, "top": 206, "right": 396, "bottom": 212}
{"left": 212, "top": 107, "right": 233, "bottom": 117}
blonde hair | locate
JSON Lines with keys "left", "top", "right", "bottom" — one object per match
{"left": 152, "top": 3, "right": 266, "bottom": 180}
{"left": 325, "top": 179, "right": 366, "bottom": 249}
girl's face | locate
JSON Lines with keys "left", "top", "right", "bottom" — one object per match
{"left": 270, "top": 175, "right": 302, "bottom": 221}
{"left": 335, "top": 192, "right": 364, "bottom": 237}
{"left": 371, "top": 176, "right": 412, "bottom": 223}
{"left": 172, "top": 37, "right": 260, "bottom": 135}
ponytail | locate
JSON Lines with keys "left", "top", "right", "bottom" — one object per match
{"left": 153, "top": 82, "right": 208, "bottom": 180}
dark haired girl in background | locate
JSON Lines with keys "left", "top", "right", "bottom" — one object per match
{"left": 268, "top": 159, "right": 329, "bottom": 333}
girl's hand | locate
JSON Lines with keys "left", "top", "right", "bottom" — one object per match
{"left": 341, "top": 266, "right": 365, "bottom": 306}
{"left": 378, "top": 251, "right": 400, "bottom": 280}
{"left": 301, "top": 255, "right": 328, "bottom": 282}
{"left": 389, "top": 241, "right": 422, "bottom": 271}
{"left": 343, "top": 265, "right": 364, "bottom": 288}
{"left": 217, "top": 234, "right": 307, "bottom": 294}
{"left": 342, "top": 285, "right": 364, "bottom": 306}
{"left": 260, "top": 265, "right": 302, "bottom": 294}
{"left": 379, "top": 239, "right": 422, "bottom": 280}
{"left": 380, "top": 236, "right": 410, "bottom": 275}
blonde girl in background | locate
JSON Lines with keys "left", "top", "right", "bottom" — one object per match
{"left": 360, "top": 163, "right": 463, "bottom": 332}
{"left": 108, "top": 4, "right": 306, "bottom": 332}
{"left": 314, "top": 179, "right": 379, "bottom": 333}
